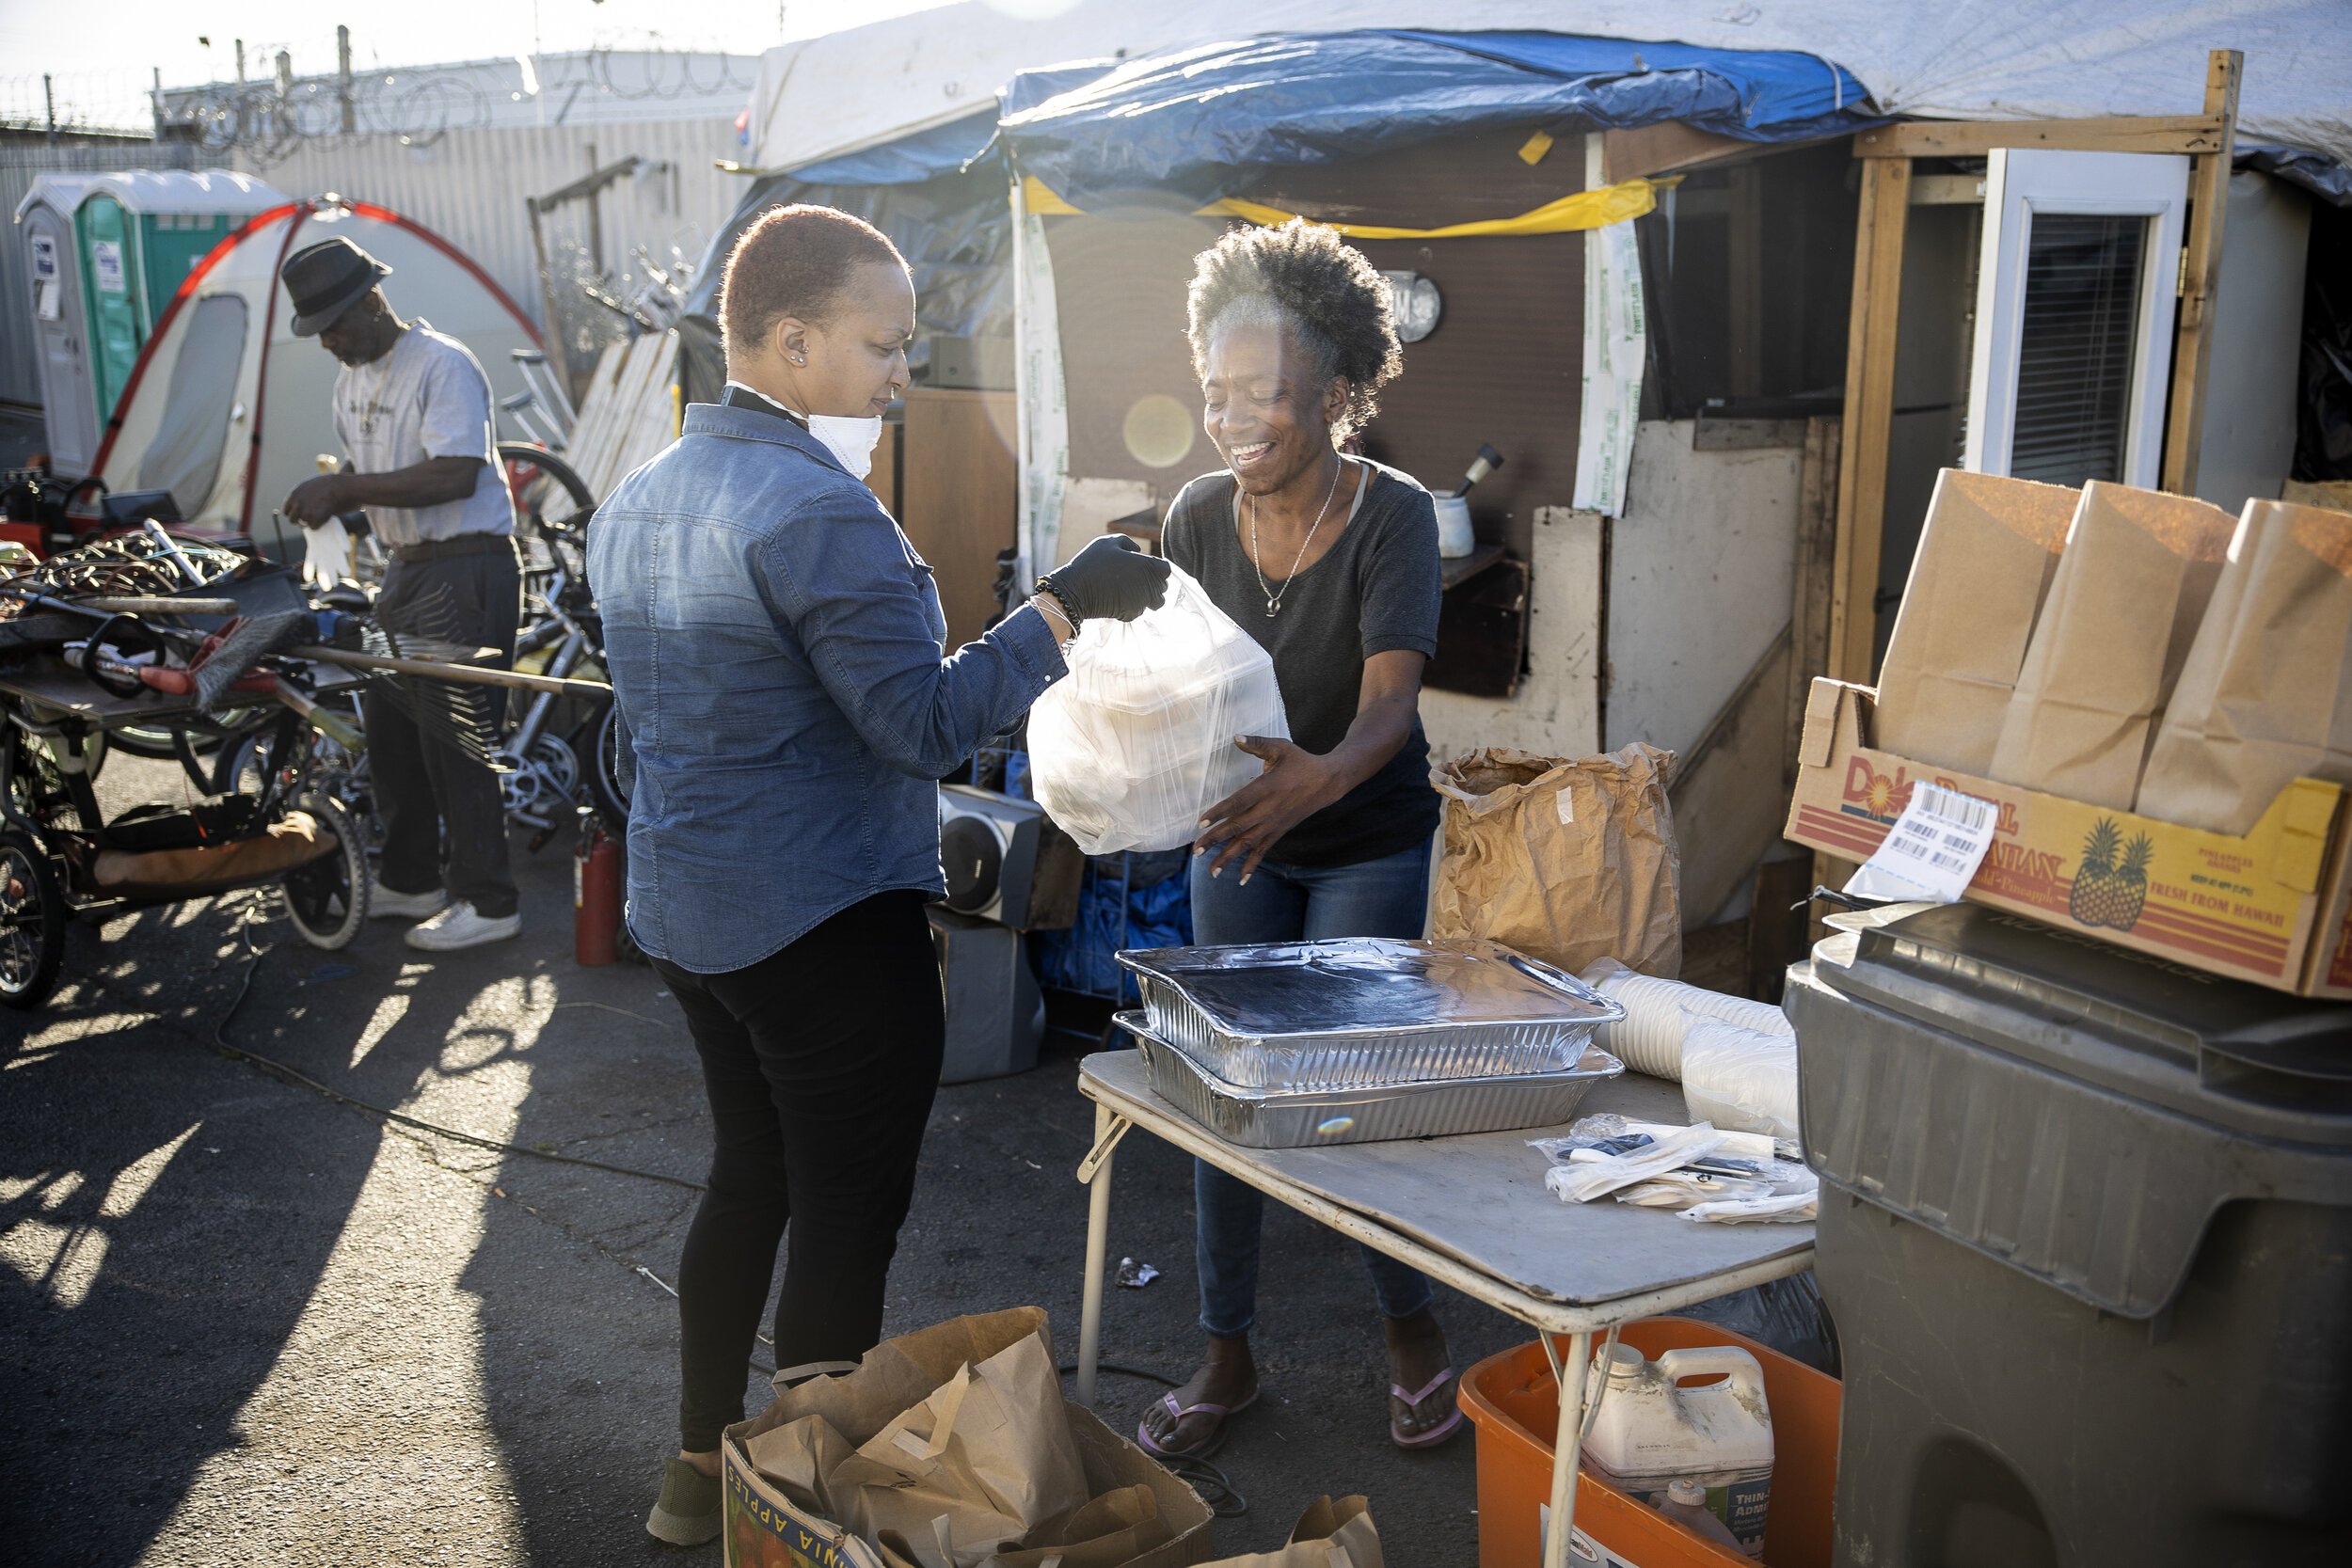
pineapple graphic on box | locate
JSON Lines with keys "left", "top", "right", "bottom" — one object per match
{"left": 2109, "top": 832, "right": 2153, "bottom": 929}
{"left": 2068, "top": 817, "right": 2153, "bottom": 930}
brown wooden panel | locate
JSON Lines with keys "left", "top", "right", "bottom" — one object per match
{"left": 1043, "top": 131, "right": 1586, "bottom": 558}
{"left": 1828, "top": 157, "right": 1910, "bottom": 684}
{"left": 2161, "top": 50, "right": 2244, "bottom": 497}
{"left": 1852, "top": 116, "right": 2223, "bottom": 159}
{"left": 898, "top": 388, "right": 1017, "bottom": 649}
{"left": 865, "top": 422, "right": 900, "bottom": 518}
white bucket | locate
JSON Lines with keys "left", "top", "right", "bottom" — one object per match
{"left": 1581, "top": 1342, "right": 1775, "bottom": 1557}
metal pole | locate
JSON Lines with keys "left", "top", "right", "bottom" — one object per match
{"left": 151, "top": 68, "right": 165, "bottom": 139}
{"left": 1075, "top": 1102, "right": 1119, "bottom": 1407}
{"left": 336, "top": 26, "right": 356, "bottom": 135}
{"left": 584, "top": 142, "right": 605, "bottom": 274}
{"left": 1544, "top": 1332, "right": 1592, "bottom": 1568}
{"left": 43, "top": 74, "right": 56, "bottom": 144}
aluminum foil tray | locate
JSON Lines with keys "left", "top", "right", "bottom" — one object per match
{"left": 1113, "top": 1011, "right": 1624, "bottom": 1149}
{"left": 1117, "top": 937, "right": 1626, "bottom": 1092}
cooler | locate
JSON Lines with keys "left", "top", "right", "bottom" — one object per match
{"left": 1785, "top": 903, "right": 2352, "bottom": 1567}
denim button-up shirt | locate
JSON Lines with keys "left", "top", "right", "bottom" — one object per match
{"left": 588, "top": 401, "right": 1064, "bottom": 973}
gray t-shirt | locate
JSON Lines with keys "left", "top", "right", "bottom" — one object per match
{"left": 1164, "top": 459, "right": 1442, "bottom": 867}
{"left": 330, "top": 321, "right": 514, "bottom": 546}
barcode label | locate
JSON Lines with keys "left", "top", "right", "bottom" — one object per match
{"left": 1847, "top": 782, "right": 2000, "bottom": 905}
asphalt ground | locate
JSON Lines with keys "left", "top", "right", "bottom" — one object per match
{"left": 2, "top": 794, "right": 1551, "bottom": 1565}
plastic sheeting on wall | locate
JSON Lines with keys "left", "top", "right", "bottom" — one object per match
{"left": 676, "top": 160, "right": 1018, "bottom": 407}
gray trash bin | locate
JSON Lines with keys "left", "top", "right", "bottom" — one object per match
{"left": 1785, "top": 903, "right": 2352, "bottom": 1568}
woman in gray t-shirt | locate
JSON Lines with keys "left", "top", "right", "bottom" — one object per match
{"left": 1138, "top": 220, "right": 1460, "bottom": 1460}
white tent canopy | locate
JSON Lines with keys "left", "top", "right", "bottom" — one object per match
{"left": 91, "top": 201, "right": 538, "bottom": 538}
{"left": 747, "top": 0, "right": 2352, "bottom": 175}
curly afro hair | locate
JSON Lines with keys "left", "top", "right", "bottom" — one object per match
{"left": 1185, "top": 219, "right": 1403, "bottom": 440}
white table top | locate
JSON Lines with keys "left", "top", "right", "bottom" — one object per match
{"left": 1079, "top": 1050, "right": 1813, "bottom": 1319}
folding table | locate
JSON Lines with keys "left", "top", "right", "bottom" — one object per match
{"left": 1073, "top": 1050, "right": 1814, "bottom": 1568}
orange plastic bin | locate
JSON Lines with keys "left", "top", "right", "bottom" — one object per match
{"left": 1459, "top": 1317, "right": 1840, "bottom": 1568}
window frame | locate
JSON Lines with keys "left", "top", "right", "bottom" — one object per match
{"left": 1963, "top": 148, "right": 2190, "bottom": 489}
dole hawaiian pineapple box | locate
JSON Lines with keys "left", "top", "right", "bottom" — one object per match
{"left": 1786, "top": 678, "right": 2352, "bottom": 997}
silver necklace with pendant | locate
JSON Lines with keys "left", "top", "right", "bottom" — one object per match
{"left": 1248, "top": 454, "right": 1345, "bottom": 618}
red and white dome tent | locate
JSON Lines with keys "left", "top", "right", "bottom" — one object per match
{"left": 82, "top": 195, "right": 542, "bottom": 548}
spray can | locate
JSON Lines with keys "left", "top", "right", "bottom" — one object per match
{"left": 574, "top": 812, "right": 623, "bottom": 966}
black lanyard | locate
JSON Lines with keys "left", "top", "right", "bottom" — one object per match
{"left": 720, "top": 383, "right": 809, "bottom": 429}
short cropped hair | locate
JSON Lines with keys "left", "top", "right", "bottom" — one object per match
{"left": 1185, "top": 218, "right": 1403, "bottom": 439}
{"left": 720, "top": 203, "right": 907, "bottom": 356}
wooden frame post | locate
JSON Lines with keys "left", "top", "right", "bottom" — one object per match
{"left": 1828, "top": 155, "right": 1910, "bottom": 684}
{"left": 2159, "top": 49, "right": 2244, "bottom": 497}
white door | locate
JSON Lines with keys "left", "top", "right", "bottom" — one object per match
{"left": 24, "top": 206, "right": 100, "bottom": 475}
{"left": 1963, "top": 149, "right": 2189, "bottom": 490}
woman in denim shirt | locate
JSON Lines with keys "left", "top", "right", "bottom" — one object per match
{"left": 589, "top": 205, "right": 1168, "bottom": 1546}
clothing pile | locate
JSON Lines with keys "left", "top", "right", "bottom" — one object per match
{"left": 1532, "top": 1116, "right": 1819, "bottom": 1224}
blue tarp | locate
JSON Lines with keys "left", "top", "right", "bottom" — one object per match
{"left": 784, "top": 107, "right": 1003, "bottom": 187}
{"left": 1000, "top": 30, "right": 1883, "bottom": 205}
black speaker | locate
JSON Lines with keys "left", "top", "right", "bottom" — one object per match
{"left": 930, "top": 908, "right": 1044, "bottom": 1083}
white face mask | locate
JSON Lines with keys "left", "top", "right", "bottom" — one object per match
{"left": 808, "top": 414, "right": 884, "bottom": 480}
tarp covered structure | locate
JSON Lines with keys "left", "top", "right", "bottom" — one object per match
{"left": 90, "top": 200, "right": 540, "bottom": 537}
{"left": 746, "top": 0, "right": 2352, "bottom": 182}
{"left": 999, "top": 30, "right": 1879, "bottom": 205}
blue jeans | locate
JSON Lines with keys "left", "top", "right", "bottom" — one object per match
{"left": 1187, "top": 839, "right": 1439, "bottom": 1338}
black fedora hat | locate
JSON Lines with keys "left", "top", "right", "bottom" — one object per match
{"left": 282, "top": 237, "right": 392, "bottom": 337}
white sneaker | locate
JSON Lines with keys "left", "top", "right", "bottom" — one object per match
{"left": 404, "top": 900, "right": 522, "bottom": 952}
{"left": 370, "top": 880, "right": 447, "bottom": 920}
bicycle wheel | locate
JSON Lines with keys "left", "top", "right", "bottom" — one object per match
{"left": 0, "top": 829, "right": 66, "bottom": 1009}
{"left": 501, "top": 441, "right": 595, "bottom": 610}
{"left": 283, "top": 795, "right": 370, "bottom": 950}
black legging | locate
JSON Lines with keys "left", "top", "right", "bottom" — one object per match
{"left": 653, "top": 889, "right": 944, "bottom": 1452}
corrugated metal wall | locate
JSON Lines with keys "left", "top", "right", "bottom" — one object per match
{"left": 1, "top": 139, "right": 202, "bottom": 407}
{"left": 227, "top": 120, "right": 747, "bottom": 367}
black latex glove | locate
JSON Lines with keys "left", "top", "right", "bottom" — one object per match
{"left": 1041, "top": 534, "right": 1173, "bottom": 625}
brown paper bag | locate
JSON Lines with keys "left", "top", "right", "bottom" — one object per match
{"left": 1874, "top": 468, "right": 2078, "bottom": 772}
{"left": 739, "top": 1307, "right": 1089, "bottom": 1568}
{"left": 2137, "top": 499, "right": 2352, "bottom": 833}
{"left": 1431, "top": 744, "right": 1680, "bottom": 978}
{"left": 1193, "top": 1497, "right": 1382, "bottom": 1568}
{"left": 982, "top": 1485, "right": 1172, "bottom": 1568}
{"left": 1987, "top": 482, "right": 2236, "bottom": 807}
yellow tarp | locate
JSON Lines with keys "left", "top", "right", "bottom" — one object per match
{"left": 1020, "top": 175, "right": 1670, "bottom": 236}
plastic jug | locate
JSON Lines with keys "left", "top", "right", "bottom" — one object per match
{"left": 1581, "top": 1341, "right": 1774, "bottom": 1557}
{"left": 1657, "top": 1477, "right": 1749, "bottom": 1551}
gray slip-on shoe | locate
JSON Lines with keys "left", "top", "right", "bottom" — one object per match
{"left": 645, "top": 1456, "right": 722, "bottom": 1546}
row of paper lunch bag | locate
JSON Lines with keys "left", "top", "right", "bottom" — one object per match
{"left": 1872, "top": 471, "right": 2352, "bottom": 837}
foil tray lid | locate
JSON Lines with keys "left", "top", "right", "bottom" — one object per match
{"left": 1117, "top": 937, "right": 1624, "bottom": 1038}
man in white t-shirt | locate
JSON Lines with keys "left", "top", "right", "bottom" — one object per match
{"left": 280, "top": 236, "right": 521, "bottom": 952}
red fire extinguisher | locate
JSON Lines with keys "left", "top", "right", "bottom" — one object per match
{"left": 575, "top": 813, "right": 624, "bottom": 966}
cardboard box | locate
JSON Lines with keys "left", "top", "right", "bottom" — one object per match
{"left": 1786, "top": 678, "right": 2352, "bottom": 998}
{"left": 722, "top": 1397, "right": 1216, "bottom": 1568}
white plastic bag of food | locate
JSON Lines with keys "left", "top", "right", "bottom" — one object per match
{"left": 1027, "top": 564, "right": 1289, "bottom": 855}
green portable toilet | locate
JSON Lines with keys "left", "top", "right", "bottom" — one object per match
{"left": 73, "top": 171, "right": 283, "bottom": 431}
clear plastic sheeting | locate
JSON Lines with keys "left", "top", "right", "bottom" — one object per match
{"left": 1681, "top": 1015, "right": 1803, "bottom": 1144}
{"left": 1027, "top": 566, "right": 1288, "bottom": 855}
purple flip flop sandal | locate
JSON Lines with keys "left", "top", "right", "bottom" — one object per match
{"left": 1136, "top": 1387, "right": 1260, "bottom": 1461}
{"left": 1391, "top": 1367, "right": 1466, "bottom": 1449}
